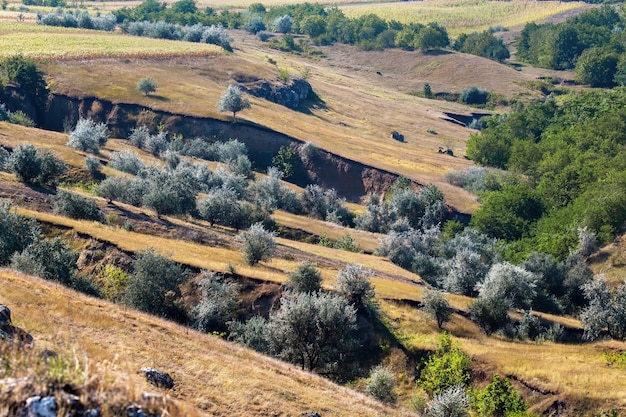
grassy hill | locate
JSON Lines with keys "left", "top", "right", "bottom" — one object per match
{"left": 0, "top": 269, "right": 416, "bottom": 417}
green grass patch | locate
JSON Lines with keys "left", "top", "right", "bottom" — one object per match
{"left": 0, "top": 22, "right": 222, "bottom": 59}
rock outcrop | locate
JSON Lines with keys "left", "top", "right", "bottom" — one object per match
{"left": 140, "top": 368, "right": 175, "bottom": 390}
{"left": 0, "top": 304, "right": 34, "bottom": 347}
{"left": 242, "top": 78, "right": 312, "bottom": 110}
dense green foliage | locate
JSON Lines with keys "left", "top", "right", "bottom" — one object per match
{"left": 419, "top": 333, "right": 471, "bottom": 395}
{"left": 466, "top": 89, "right": 626, "bottom": 261}
{"left": 453, "top": 31, "right": 509, "bottom": 62}
{"left": 516, "top": 5, "right": 626, "bottom": 86}
{"left": 470, "top": 375, "right": 527, "bottom": 417}
{"left": 123, "top": 249, "right": 189, "bottom": 319}
{"left": 0, "top": 55, "right": 49, "bottom": 115}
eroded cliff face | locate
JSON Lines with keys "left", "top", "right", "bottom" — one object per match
{"left": 42, "top": 94, "right": 401, "bottom": 201}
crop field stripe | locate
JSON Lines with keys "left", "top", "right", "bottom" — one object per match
{"left": 0, "top": 22, "right": 222, "bottom": 59}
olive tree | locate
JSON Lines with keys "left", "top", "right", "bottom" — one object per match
{"left": 123, "top": 249, "right": 189, "bottom": 318}
{"left": 580, "top": 276, "right": 626, "bottom": 341}
{"left": 424, "top": 385, "right": 469, "bottom": 417}
{"left": 365, "top": 366, "right": 397, "bottom": 403}
{"left": 217, "top": 85, "right": 251, "bottom": 122}
{"left": 285, "top": 261, "right": 322, "bottom": 293}
{"left": 137, "top": 76, "right": 158, "bottom": 96}
{"left": 235, "top": 222, "right": 276, "bottom": 266}
{"left": 476, "top": 262, "right": 537, "bottom": 309}
{"left": 335, "top": 263, "right": 376, "bottom": 314}
{"left": 422, "top": 289, "right": 454, "bottom": 329}
{"left": 67, "top": 118, "right": 109, "bottom": 153}
{"left": 266, "top": 291, "right": 357, "bottom": 373}
{"left": 191, "top": 271, "right": 240, "bottom": 332}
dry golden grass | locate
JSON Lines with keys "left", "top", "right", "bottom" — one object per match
{"left": 0, "top": 21, "right": 223, "bottom": 59}
{"left": 273, "top": 209, "right": 381, "bottom": 253}
{"left": 380, "top": 300, "right": 626, "bottom": 413}
{"left": 0, "top": 268, "right": 416, "bottom": 417}
{"left": 44, "top": 51, "right": 484, "bottom": 212}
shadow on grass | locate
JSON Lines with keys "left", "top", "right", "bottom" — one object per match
{"left": 298, "top": 91, "right": 327, "bottom": 115}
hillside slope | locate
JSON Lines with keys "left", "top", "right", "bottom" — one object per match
{"left": 0, "top": 269, "right": 415, "bottom": 417}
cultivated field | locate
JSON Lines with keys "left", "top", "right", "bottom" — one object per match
{"left": 340, "top": 0, "right": 588, "bottom": 36}
{"left": 0, "top": 22, "right": 223, "bottom": 59}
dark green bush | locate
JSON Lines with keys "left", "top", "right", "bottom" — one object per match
{"left": 53, "top": 190, "right": 104, "bottom": 222}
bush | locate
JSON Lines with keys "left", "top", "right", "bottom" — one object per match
{"left": 108, "top": 150, "right": 144, "bottom": 175}
{"left": 273, "top": 15, "right": 293, "bottom": 33}
{"left": 67, "top": 118, "right": 109, "bottom": 153}
{"left": 137, "top": 76, "right": 157, "bottom": 96}
{"left": 461, "top": 86, "right": 489, "bottom": 105}
{"left": 128, "top": 125, "right": 151, "bottom": 148}
{"left": 422, "top": 289, "right": 454, "bottom": 328}
{"left": 236, "top": 222, "right": 276, "bottom": 266}
{"left": 469, "top": 296, "right": 510, "bottom": 335}
{"left": 266, "top": 291, "right": 357, "bottom": 374}
{"left": 84, "top": 155, "right": 101, "bottom": 176}
{"left": 419, "top": 332, "right": 471, "bottom": 395}
{"left": 425, "top": 385, "right": 469, "bottom": 417}
{"left": 53, "top": 190, "right": 104, "bottom": 222}
{"left": 244, "top": 16, "right": 266, "bottom": 34}
{"left": 8, "top": 110, "right": 35, "bottom": 127}
{"left": 335, "top": 263, "right": 376, "bottom": 314}
{"left": 580, "top": 276, "right": 626, "bottom": 341}
{"left": 0, "top": 200, "right": 41, "bottom": 265}
{"left": 7, "top": 143, "right": 66, "bottom": 186}
{"left": 256, "top": 30, "right": 271, "bottom": 41}
{"left": 200, "top": 26, "right": 232, "bottom": 51}
{"left": 476, "top": 262, "right": 537, "bottom": 309}
{"left": 123, "top": 249, "right": 189, "bottom": 319}
{"left": 10, "top": 237, "right": 77, "bottom": 286}
{"left": 516, "top": 310, "right": 543, "bottom": 341}
{"left": 191, "top": 271, "right": 240, "bottom": 332}
{"left": 229, "top": 316, "right": 270, "bottom": 353}
{"left": 471, "top": 375, "right": 526, "bottom": 417}
{"left": 365, "top": 366, "right": 397, "bottom": 403}
{"left": 285, "top": 261, "right": 322, "bottom": 293}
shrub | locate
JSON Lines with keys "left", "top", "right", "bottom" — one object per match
{"left": 580, "top": 276, "right": 626, "bottom": 341}
{"left": 108, "top": 150, "right": 144, "bottom": 175}
{"left": 273, "top": 15, "right": 293, "bottom": 33}
{"left": 197, "top": 186, "right": 240, "bottom": 227}
{"left": 9, "top": 110, "right": 35, "bottom": 127}
{"left": 471, "top": 375, "right": 526, "bottom": 417}
{"left": 7, "top": 143, "right": 66, "bottom": 186}
{"left": 128, "top": 125, "right": 151, "bottom": 148}
{"left": 334, "top": 233, "right": 361, "bottom": 253}
{"left": 84, "top": 155, "right": 101, "bottom": 176}
{"left": 244, "top": 16, "right": 266, "bottom": 34}
{"left": 516, "top": 310, "right": 543, "bottom": 341}
{"left": 461, "top": 86, "right": 489, "bottom": 105}
{"left": 476, "top": 262, "right": 537, "bottom": 309}
{"left": 97, "top": 176, "right": 147, "bottom": 205}
{"left": 266, "top": 291, "right": 357, "bottom": 374}
{"left": 256, "top": 30, "right": 271, "bottom": 41}
{"left": 191, "top": 271, "right": 240, "bottom": 332}
{"left": 235, "top": 222, "right": 276, "bottom": 266}
{"left": 229, "top": 316, "right": 270, "bottom": 353}
{"left": 137, "top": 76, "right": 157, "bottom": 96}
{"left": 422, "top": 289, "right": 454, "bottom": 328}
{"left": 53, "top": 190, "right": 104, "bottom": 222}
{"left": 144, "top": 131, "right": 168, "bottom": 156}
{"left": 201, "top": 25, "right": 233, "bottom": 51}
{"left": 10, "top": 237, "right": 77, "bottom": 286}
{"left": 425, "top": 385, "right": 469, "bottom": 417}
{"left": 365, "top": 365, "right": 397, "bottom": 403}
{"left": 285, "top": 261, "right": 322, "bottom": 293}
{"left": 0, "top": 146, "right": 8, "bottom": 171}
{"left": 419, "top": 332, "right": 471, "bottom": 395}
{"left": 100, "top": 264, "right": 130, "bottom": 302}
{"left": 441, "top": 248, "right": 489, "bottom": 297}
{"left": 123, "top": 249, "right": 189, "bottom": 318}
{"left": 0, "top": 201, "right": 41, "bottom": 265}
{"left": 335, "top": 263, "right": 376, "bottom": 314}
{"left": 469, "top": 296, "right": 510, "bottom": 335}
{"left": 67, "top": 118, "right": 109, "bottom": 153}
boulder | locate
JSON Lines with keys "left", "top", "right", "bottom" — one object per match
{"left": 19, "top": 396, "right": 57, "bottom": 417}
{"left": 140, "top": 368, "right": 174, "bottom": 390}
{"left": 0, "top": 304, "right": 11, "bottom": 325}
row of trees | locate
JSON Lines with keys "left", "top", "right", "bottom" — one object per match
{"left": 517, "top": 5, "right": 626, "bottom": 86}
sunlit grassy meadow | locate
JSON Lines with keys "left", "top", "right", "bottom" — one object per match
{"left": 0, "top": 21, "right": 222, "bottom": 59}
{"left": 341, "top": 0, "right": 587, "bottom": 36}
